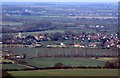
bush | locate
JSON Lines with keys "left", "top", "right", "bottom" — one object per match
{"left": 105, "top": 59, "right": 119, "bottom": 68}
{"left": 1, "top": 62, "right": 13, "bottom": 64}
{"left": 54, "top": 62, "right": 64, "bottom": 67}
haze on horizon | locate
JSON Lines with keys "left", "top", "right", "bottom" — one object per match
{"left": 2, "top": 0, "right": 120, "bottom": 2}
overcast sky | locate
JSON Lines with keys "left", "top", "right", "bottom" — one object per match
{"left": 2, "top": 0, "right": 120, "bottom": 2}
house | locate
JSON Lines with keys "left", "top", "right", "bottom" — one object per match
{"left": 88, "top": 43, "right": 97, "bottom": 48}
{"left": 117, "top": 45, "right": 120, "bottom": 48}
{"left": 104, "top": 40, "right": 111, "bottom": 49}
{"left": 34, "top": 43, "right": 42, "bottom": 48}
{"left": 73, "top": 44, "right": 85, "bottom": 48}
{"left": 46, "top": 45, "right": 58, "bottom": 48}
{"left": 46, "top": 43, "right": 66, "bottom": 48}
{"left": 74, "top": 44, "right": 81, "bottom": 47}
{"left": 15, "top": 54, "right": 26, "bottom": 59}
{"left": 4, "top": 53, "right": 14, "bottom": 59}
{"left": 60, "top": 42, "right": 66, "bottom": 47}
{"left": 87, "top": 35, "right": 99, "bottom": 39}
{"left": 34, "top": 35, "right": 46, "bottom": 41}
{"left": 0, "top": 42, "right": 2, "bottom": 44}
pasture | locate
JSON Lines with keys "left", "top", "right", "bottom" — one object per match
{"left": 2, "top": 64, "right": 28, "bottom": 70}
{"left": 27, "top": 57, "right": 105, "bottom": 68}
{"left": 2, "top": 47, "right": 118, "bottom": 70}
{"left": 0, "top": 59, "right": 14, "bottom": 64}
{"left": 1, "top": 21, "right": 23, "bottom": 26}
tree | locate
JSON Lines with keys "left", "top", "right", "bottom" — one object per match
{"left": 2, "top": 71, "right": 13, "bottom": 78}
{"left": 51, "top": 32, "right": 63, "bottom": 41}
{"left": 64, "top": 30, "right": 75, "bottom": 35}
{"left": 54, "top": 62, "right": 64, "bottom": 67}
{"left": 105, "top": 61, "right": 113, "bottom": 68}
{"left": 105, "top": 60, "right": 119, "bottom": 68}
{"left": 2, "top": 34, "right": 14, "bottom": 41}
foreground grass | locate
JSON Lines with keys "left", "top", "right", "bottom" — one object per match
{"left": 9, "top": 69, "right": 119, "bottom": 76}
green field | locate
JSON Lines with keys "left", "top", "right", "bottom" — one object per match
{"left": 22, "top": 28, "right": 97, "bottom": 35}
{"left": 7, "top": 28, "right": 97, "bottom": 36}
{"left": 1, "top": 21, "right": 23, "bottom": 26}
{"left": 0, "top": 59, "right": 14, "bottom": 64}
{"left": 1, "top": 57, "right": 115, "bottom": 70}
{"left": 23, "top": 29, "right": 65, "bottom": 35}
{"left": 2, "top": 64, "right": 28, "bottom": 70}
{"left": 27, "top": 58, "right": 105, "bottom": 68}
{"left": 9, "top": 69, "right": 119, "bottom": 76}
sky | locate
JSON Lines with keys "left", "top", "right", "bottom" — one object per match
{"left": 2, "top": 0, "right": 120, "bottom": 2}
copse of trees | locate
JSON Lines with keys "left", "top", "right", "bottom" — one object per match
{"left": 2, "top": 71, "right": 13, "bottom": 78}
{"left": 105, "top": 59, "right": 119, "bottom": 68}
{"left": 50, "top": 32, "right": 63, "bottom": 41}
{"left": 54, "top": 62, "right": 64, "bottom": 67}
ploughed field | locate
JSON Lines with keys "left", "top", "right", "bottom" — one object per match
{"left": 3, "top": 47, "right": 117, "bottom": 58}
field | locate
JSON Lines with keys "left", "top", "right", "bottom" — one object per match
{"left": 24, "top": 29, "right": 65, "bottom": 35}
{"left": 27, "top": 58, "right": 105, "bottom": 68}
{"left": 2, "top": 57, "right": 117, "bottom": 70}
{"left": 1, "top": 21, "right": 23, "bottom": 26}
{"left": 2, "top": 64, "right": 28, "bottom": 70}
{"left": 5, "top": 28, "right": 97, "bottom": 36}
{"left": 2, "top": 47, "right": 117, "bottom": 70}
{"left": 0, "top": 59, "right": 14, "bottom": 63}
{"left": 9, "top": 69, "right": 119, "bottom": 76}
{"left": 3, "top": 47, "right": 117, "bottom": 58}
{"left": 96, "top": 57, "right": 118, "bottom": 62}
{"left": 22, "top": 28, "right": 97, "bottom": 35}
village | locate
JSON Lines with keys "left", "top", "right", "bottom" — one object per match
{"left": 2, "top": 32, "right": 120, "bottom": 49}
